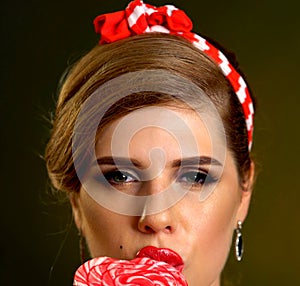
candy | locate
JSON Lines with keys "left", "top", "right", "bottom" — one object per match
{"left": 73, "top": 247, "right": 187, "bottom": 285}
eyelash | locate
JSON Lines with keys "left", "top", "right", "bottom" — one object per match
{"left": 103, "top": 170, "right": 138, "bottom": 185}
{"left": 95, "top": 168, "right": 218, "bottom": 189}
{"left": 176, "top": 170, "right": 218, "bottom": 189}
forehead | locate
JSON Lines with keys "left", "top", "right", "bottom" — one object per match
{"left": 95, "top": 105, "right": 224, "bottom": 161}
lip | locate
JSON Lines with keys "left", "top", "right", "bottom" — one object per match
{"left": 136, "top": 246, "right": 184, "bottom": 272}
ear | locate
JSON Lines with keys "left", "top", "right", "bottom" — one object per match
{"left": 236, "top": 160, "right": 256, "bottom": 223}
{"left": 69, "top": 192, "right": 83, "bottom": 232}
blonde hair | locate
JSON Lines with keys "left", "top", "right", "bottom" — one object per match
{"left": 45, "top": 33, "right": 252, "bottom": 193}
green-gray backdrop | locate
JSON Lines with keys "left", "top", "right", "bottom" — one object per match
{"left": 1, "top": 0, "right": 299, "bottom": 285}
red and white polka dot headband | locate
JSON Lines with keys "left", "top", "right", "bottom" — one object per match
{"left": 93, "top": 0, "right": 254, "bottom": 150}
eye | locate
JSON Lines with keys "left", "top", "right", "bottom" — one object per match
{"left": 104, "top": 170, "right": 138, "bottom": 185}
{"left": 92, "top": 169, "right": 141, "bottom": 194}
{"left": 177, "top": 170, "right": 217, "bottom": 186}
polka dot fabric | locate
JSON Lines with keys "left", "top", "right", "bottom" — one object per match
{"left": 93, "top": 0, "right": 254, "bottom": 150}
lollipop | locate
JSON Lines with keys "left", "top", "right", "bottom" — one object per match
{"left": 73, "top": 246, "right": 188, "bottom": 285}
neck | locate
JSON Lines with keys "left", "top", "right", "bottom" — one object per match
{"left": 187, "top": 275, "right": 220, "bottom": 286}
{"left": 210, "top": 276, "right": 220, "bottom": 286}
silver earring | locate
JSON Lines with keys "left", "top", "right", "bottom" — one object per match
{"left": 235, "top": 220, "right": 244, "bottom": 261}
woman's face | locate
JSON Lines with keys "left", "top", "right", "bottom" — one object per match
{"left": 71, "top": 105, "right": 252, "bottom": 286}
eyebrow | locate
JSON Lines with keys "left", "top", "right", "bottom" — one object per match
{"left": 95, "top": 156, "right": 222, "bottom": 168}
{"left": 172, "top": 156, "right": 222, "bottom": 167}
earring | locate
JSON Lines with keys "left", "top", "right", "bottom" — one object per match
{"left": 235, "top": 220, "right": 244, "bottom": 261}
{"left": 78, "top": 230, "right": 85, "bottom": 264}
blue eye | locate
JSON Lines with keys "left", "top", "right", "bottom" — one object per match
{"left": 104, "top": 170, "right": 138, "bottom": 184}
{"left": 177, "top": 170, "right": 217, "bottom": 186}
{"left": 92, "top": 169, "right": 141, "bottom": 195}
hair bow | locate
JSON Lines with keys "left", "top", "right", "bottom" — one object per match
{"left": 93, "top": 0, "right": 254, "bottom": 150}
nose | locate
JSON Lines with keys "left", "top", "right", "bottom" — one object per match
{"left": 138, "top": 210, "right": 177, "bottom": 234}
{"left": 137, "top": 180, "right": 179, "bottom": 234}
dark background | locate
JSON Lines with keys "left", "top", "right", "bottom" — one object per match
{"left": 1, "top": 0, "right": 299, "bottom": 285}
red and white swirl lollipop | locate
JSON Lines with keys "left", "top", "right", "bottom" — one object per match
{"left": 73, "top": 246, "right": 187, "bottom": 285}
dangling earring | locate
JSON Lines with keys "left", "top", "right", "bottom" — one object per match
{"left": 78, "top": 230, "right": 85, "bottom": 264}
{"left": 235, "top": 220, "right": 244, "bottom": 261}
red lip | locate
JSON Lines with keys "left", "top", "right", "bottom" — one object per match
{"left": 136, "top": 246, "right": 184, "bottom": 272}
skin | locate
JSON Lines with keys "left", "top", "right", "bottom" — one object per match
{"left": 70, "top": 106, "right": 254, "bottom": 286}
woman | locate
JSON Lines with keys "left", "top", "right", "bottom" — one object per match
{"left": 45, "top": 1, "right": 256, "bottom": 285}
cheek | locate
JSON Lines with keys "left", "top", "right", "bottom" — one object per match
{"left": 204, "top": 195, "right": 238, "bottom": 255}
{"left": 203, "top": 166, "right": 242, "bottom": 252}
{"left": 79, "top": 190, "right": 130, "bottom": 258}
{"left": 183, "top": 187, "right": 240, "bottom": 284}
